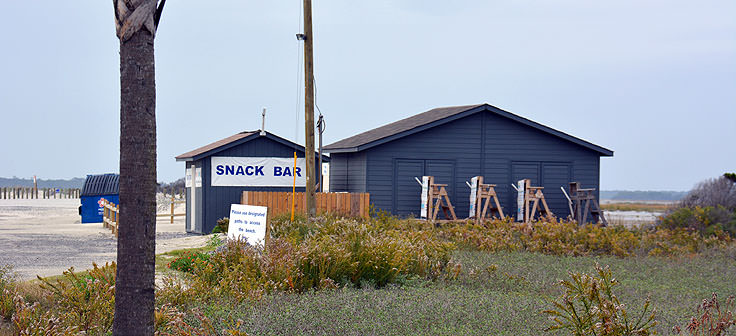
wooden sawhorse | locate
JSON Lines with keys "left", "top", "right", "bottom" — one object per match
{"left": 569, "top": 182, "right": 607, "bottom": 225}
{"left": 522, "top": 179, "right": 554, "bottom": 223}
{"left": 473, "top": 176, "right": 504, "bottom": 220}
{"left": 427, "top": 176, "right": 457, "bottom": 221}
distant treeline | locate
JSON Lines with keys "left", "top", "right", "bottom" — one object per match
{"left": 1, "top": 176, "right": 187, "bottom": 195}
{"left": 0, "top": 177, "right": 85, "bottom": 189}
{"left": 600, "top": 190, "right": 687, "bottom": 202}
{"left": 157, "top": 178, "right": 185, "bottom": 195}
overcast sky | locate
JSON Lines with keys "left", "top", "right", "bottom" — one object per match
{"left": 0, "top": 1, "right": 734, "bottom": 191}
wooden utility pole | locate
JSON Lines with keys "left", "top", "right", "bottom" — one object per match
{"left": 303, "top": 0, "right": 316, "bottom": 218}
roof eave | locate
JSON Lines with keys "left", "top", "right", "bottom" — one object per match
{"left": 323, "top": 105, "right": 487, "bottom": 153}
{"left": 323, "top": 104, "right": 614, "bottom": 157}
{"left": 486, "top": 105, "right": 614, "bottom": 156}
{"left": 323, "top": 146, "right": 359, "bottom": 154}
{"left": 176, "top": 131, "right": 331, "bottom": 161}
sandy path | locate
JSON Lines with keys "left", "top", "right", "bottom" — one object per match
{"left": 0, "top": 198, "right": 208, "bottom": 280}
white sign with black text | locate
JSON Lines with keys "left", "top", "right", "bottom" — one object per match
{"left": 227, "top": 204, "right": 268, "bottom": 247}
{"left": 185, "top": 167, "right": 202, "bottom": 187}
{"left": 420, "top": 176, "right": 430, "bottom": 219}
{"left": 211, "top": 157, "right": 306, "bottom": 187}
{"left": 516, "top": 179, "right": 526, "bottom": 221}
{"left": 468, "top": 176, "right": 478, "bottom": 218}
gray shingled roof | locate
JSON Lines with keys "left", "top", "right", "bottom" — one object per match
{"left": 323, "top": 103, "right": 613, "bottom": 156}
{"left": 175, "top": 131, "right": 256, "bottom": 161}
{"left": 175, "top": 131, "right": 330, "bottom": 162}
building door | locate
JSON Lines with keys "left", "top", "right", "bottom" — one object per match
{"left": 425, "top": 160, "right": 456, "bottom": 217}
{"left": 542, "top": 163, "right": 572, "bottom": 218}
{"left": 393, "top": 159, "right": 456, "bottom": 217}
{"left": 394, "top": 159, "right": 425, "bottom": 216}
{"left": 511, "top": 162, "right": 540, "bottom": 216}
{"left": 511, "top": 161, "right": 572, "bottom": 220}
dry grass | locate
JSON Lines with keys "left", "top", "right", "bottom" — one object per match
{"left": 601, "top": 202, "right": 673, "bottom": 212}
{"left": 2, "top": 214, "right": 736, "bottom": 335}
{"left": 0, "top": 324, "right": 13, "bottom": 336}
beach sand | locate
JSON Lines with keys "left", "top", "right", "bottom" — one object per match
{"left": 0, "top": 197, "right": 208, "bottom": 280}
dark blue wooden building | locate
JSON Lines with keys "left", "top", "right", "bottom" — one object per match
{"left": 324, "top": 104, "right": 613, "bottom": 219}
{"left": 176, "top": 131, "right": 328, "bottom": 234}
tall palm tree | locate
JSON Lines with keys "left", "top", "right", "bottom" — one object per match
{"left": 112, "top": 1, "right": 165, "bottom": 334}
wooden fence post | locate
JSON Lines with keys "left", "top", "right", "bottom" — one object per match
{"left": 170, "top": 195, "right": 175, "bottom": 224}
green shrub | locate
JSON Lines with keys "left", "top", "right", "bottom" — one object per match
{"left": 0, "top": 264, "right": 17, "bottom": 320}
{"left": 437, "top": 217, "right": 734, "bottom": 257}
{"left": 168, "top": 251, "right": 211, "bottom": 274}
{"left": 207, "top": 234, "right": 225, "bottom": 249}
{"left": 660, "top": 206, "right": 736, "bottom": 237}
{"left": 212, "top": 217, "right": 229, "bottom": 234}
{"left": 165, "top": 215, "right": 455, "bottom": 304}
{"left": 544, "top": 264, "right": 657, "bottom": 335}
{"left": 154, "top": 305, "right": 248, "bottom": 336}
{"left": 268, "top": 213, "right": 315, "bottom": 244}
{"left": 32, "top": 262, "right": 116, "bottom": 335}
{"left": 11, "top": 296, "right": 79, "bottom": 336}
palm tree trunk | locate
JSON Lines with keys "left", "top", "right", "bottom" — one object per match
{"left": 112, "top": 0, "right": 164, "bottom": 334}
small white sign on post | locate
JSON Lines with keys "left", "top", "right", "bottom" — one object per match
{"left": 227, "top": 204, "right": 268, "bottom": 247}
{"left": 420, "top": 176, "right": 430, "bottom": 219}
{"left": 516, "top": 179, "right": 526, "bottom": 221}
{"left": 195, "top": 167, "right": 202, "bottom": 187}
{"left": 468, "top": 176, "right": 479, "bottom": 218}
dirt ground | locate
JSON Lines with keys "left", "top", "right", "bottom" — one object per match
{"left": 0, "top": 198, "right": 209, "bottom": 280}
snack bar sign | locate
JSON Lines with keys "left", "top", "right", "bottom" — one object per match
{"left": 211, "top": 157, "right": 306, "bottom": 187}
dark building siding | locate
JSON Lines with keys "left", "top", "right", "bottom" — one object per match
{"left": 364, "top": 113, "right": 482, "bottom": 217}
{"left": 332, "top": 111, "right": 602, "bottom": 219}
{"left": 329, "top": 153, "right": 348, "bottom": 191}
{"left": 481, "top": 112, "right": 599, "bottom": 219}
{"left": 198, "top": 136, "right": 309, "bottom": 233}
{"left": 328, "top": 152, "right": 367, "bottom": 193}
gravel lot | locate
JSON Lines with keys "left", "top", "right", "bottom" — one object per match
{"left": 0, "top": 198, "right": 208, "bottom": 280}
